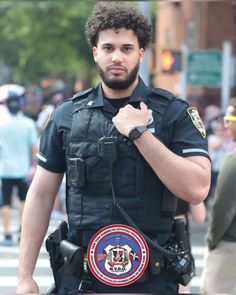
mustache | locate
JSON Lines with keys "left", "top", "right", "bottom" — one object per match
{"left": 107, "top": 65, "right": 128, "bottom": 72}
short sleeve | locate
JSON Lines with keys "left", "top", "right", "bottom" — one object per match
{"left": 162, "top": 101, "right": 210, "bottom": 159}
{"left": 36, "top": 113, "right": 66, "bottom": 173}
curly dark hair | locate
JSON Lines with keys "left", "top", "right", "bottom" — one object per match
{"left": 85, "top": 2, "right": 152, "bottom": 50}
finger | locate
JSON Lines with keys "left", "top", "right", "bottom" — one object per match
{"left": 140, "top": 101, "right": 148, "bottom": 111}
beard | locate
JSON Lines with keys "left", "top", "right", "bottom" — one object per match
{"left": 97, "top": 63, "right": 140, "bottom": 90}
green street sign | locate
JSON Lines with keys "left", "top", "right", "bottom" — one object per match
{"left": 187, "top": 50, "right": 222, "bottom": 87}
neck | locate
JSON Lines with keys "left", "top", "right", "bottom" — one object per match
{"left": 101, "top": 77, "right": 139, "bottom": 99}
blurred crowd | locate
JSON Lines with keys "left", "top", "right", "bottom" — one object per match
{"left": 0, "top": 82, "right": 67, "bottom": 246}
{"left": 204, "top": 104, "right": 236, "bottom": 204}
{"left": 0, "top": 82, "right": 236, "bottom": 293}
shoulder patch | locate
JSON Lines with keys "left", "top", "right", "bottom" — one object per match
{"left": 72, "top": 88, "right": 93, "bottom": 101}
{"left": 187, "top": 107, "right": 206, "bottom": 139}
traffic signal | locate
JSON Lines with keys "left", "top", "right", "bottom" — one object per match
{"left": 161, "top": 49, "right": 182, "bottom": 73}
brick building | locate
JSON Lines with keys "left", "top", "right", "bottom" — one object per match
{"left": 153, "top": 0, "right": 236, "bottom": 113}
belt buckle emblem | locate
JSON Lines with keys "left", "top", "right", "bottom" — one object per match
{"left": 87, "top": 224, "right": 149, "bottom": 287}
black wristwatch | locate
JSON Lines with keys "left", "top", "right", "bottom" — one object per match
{"left": 128, "top": 126, "right": 148, "bottom": 141}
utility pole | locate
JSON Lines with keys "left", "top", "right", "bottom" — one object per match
{"left": 221, "top": 41, "right": 232, "bottom": 111}
{"left": 179, "top": 44, "right": 188, "bottom": 101}
{"left": 138, "top": 2, "right": 151, "bottom": 86}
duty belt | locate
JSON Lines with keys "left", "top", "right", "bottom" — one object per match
{"left": 61, "top": 241, "right": 164, "bottom": 283}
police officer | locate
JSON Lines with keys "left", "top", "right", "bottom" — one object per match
{"left": 17, "top": 2, "right": 211, "bottom": 294}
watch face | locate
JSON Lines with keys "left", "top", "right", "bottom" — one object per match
{"left": 129, "top": 128, "right": 140, "bottom": 140}
{"left": 128, "top": 126, "right": 147, "bottom": 141}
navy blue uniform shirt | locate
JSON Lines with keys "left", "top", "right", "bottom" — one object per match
{"left": 36, "top": 78, "right": 210, "bottom": 172}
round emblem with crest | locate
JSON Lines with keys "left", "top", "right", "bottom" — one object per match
{"left": 87, "top": 224, "right": 149, "bottom": 287}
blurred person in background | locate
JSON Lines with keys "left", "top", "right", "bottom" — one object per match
{"left": 0, "top": 92, "right": 10, "bottom": 124}
{"left": 201, "top": 97, "right": 236, "bottom": 293}
{"left": 207, "top": 117, "right": 235, "bottom": 203}
{"left": 204, "top": 104, "right": 222, "bottom": 136}
{"left": 0, "top": 86, "right": 38, "bottom": 246}
{"left": 36, "top": 92, "right": 64, "bottom": 135}
{"left": 0, "top": 89, "right": 10, "bottom": 208}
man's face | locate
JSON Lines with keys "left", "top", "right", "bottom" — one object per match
{"left": 224, "top": 105, "right": 236, "bottom": 141}
{"left": 93, "top": 28, "right": 144, "bottom": 90}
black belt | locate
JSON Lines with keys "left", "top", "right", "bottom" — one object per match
{"left": 82, "top": 245, "right": 165, "bottom": 282}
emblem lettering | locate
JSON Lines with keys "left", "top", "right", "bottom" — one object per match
{"left": 187, "top": 107, "right": 206, "bottom": 139}
{"left": 87, "top": 224, "right": 149, "bottom": 287}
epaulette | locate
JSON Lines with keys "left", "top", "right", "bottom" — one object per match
{"left": 151, "top": 87, "right": 175, "bottom": 101}
{"left": 152, "top": 88, "right": 189, "bottom": 107}
{"left": 147, "top": 87, "right": 175, "bottom": 116}
{"left": 57, "top": 97, "right": 72, "bottom": 106}
{"left": 72, "top": 88, "right": 93, "bottom": 101}
{"left": 176, "top": 96, "right": 189, "bottom": 106}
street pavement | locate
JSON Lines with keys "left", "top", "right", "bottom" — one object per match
{"left": 188, "top": 220, "right": 208, "bottom": 293}
{"left": 0, "top": 209, "right": 209, "bottom": 294}
{"left": 0, "top": 209, "right": 60, "bottom": 294}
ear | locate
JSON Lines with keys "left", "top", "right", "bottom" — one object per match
{"left": 93, "top": 47, "right": 98, "bottom": 62}
{"left": 139, "top": 48, "right": 145, "bottom": 63}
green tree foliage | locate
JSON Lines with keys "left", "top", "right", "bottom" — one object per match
{"left": 0, "top": 1, "right": 96, "bottom": 84}
{"left": 0, "top": 1, "right": 156, "bottom": 86}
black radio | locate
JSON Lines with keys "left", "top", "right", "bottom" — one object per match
{"left": 98, "top": 136, "right": 118, "bottom": 163}
{"left": 166, "top": 218, "right": 194, "bottom": 286}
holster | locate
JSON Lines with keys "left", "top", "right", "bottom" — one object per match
{"left": 45, "top": 221, "right": 68, "bottom": 292}
{"left": 148, "top": 246, "right": 163, "bottom": 275}
{"left": 60, "top": 240, "right": 84, "bottom": 278}
{"left": 136, "top": 245, "right": 163, "bottom": 283}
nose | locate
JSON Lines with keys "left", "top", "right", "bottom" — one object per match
{"left": 112, "top": 50, "right": 123, "bottom": 63}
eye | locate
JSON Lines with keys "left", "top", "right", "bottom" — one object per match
{"left": 123, "top": 46, "right": 133, "bottom": 53}
{"left": 103, "top": 45, "right": 113, "bottom": 52}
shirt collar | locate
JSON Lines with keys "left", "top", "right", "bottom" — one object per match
{"left": 128, "top": 77, "right": 148, "bottom": 103}
{"left": 86, "top": 76, "right": 147, "bottom": 110}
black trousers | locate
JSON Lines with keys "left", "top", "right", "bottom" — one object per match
{"left": 56, "top": 266, "right": 179, "bottom": 294}
{"left": 1, "top": 178, "right": 28, "bottom": 206}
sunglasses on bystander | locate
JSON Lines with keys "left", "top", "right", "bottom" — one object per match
{"left": 223, "top": 115, "right": 236, "bottom": 124}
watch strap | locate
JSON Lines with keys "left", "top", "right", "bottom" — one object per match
{"left": 128, "top": 125, "right": 147, "bottom": 141}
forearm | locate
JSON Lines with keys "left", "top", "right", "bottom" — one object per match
{"left": 189, "top": 203, "right": 206, "bottom": 224}
{"left": 134, "top": 131, "right": 211, "bottom": 204}
{"left": 18, "top": 189, "right": 54, "bottom": 280}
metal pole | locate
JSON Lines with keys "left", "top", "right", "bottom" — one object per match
{"left": 138, "top": 2, "right": 151, "bottom": 86}
{"left": 180, "top": 44, "right": 188, "bottom": 100}
{"left": 221, "top": 41, "right": 232, "bottom": 111}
